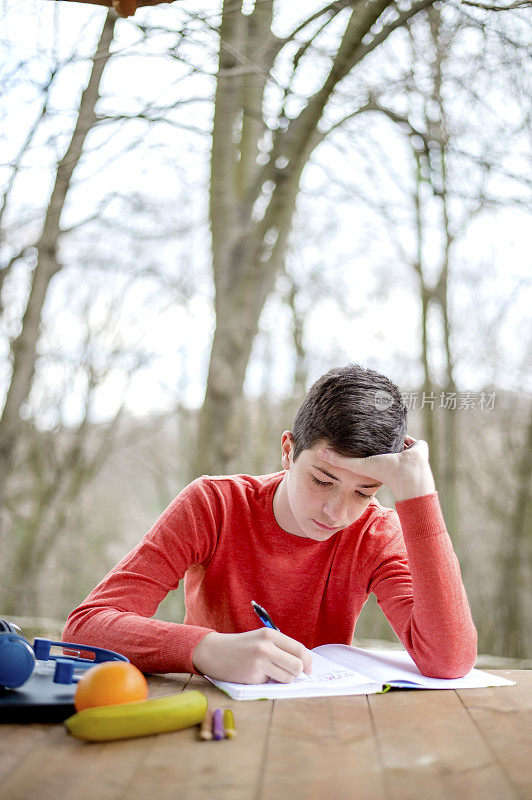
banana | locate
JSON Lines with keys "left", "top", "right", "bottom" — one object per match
{"left": 64, "top": 690, "right": 208, "bottom": 742}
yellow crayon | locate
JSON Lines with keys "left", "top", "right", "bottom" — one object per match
{"left": 223, "top": 708, "right": 236, "bottom": 739}
{"left": 199, "top": 708, "right": 213, "bottom": 740}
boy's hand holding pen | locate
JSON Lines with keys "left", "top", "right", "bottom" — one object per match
{"left": 197, "top": 600, "right": 313, "bottom": 742}
{"left": 198, "top": 601, "right": 310, "bottom": 742}
{"left": 191, "top": 603, "right": 313, "bottom": 685}
{"left": 251, "top": 601, "right": 312, "bottom": 681}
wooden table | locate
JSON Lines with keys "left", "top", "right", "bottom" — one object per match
{"left": 1, "top": 670, "right": 530, "bottom": 800}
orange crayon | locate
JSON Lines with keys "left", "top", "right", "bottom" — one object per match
{"left": 199, "top": 708, "right": 213, "bottom": 740}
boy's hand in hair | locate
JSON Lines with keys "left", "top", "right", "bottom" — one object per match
{"left": 317, "top": 436, "right": 436, "bottom": 502}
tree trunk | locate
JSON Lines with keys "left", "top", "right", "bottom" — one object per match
{"left": 499, "top": 401, "right": 532, "bottom": 658}
{"left": 429, "top": 11, "right": 458, "bottom": 538}
{"left": 413, "top": 150, "right": 439, "bottom": 485}
{"left": 0, "top": 11, "right": 117, "bottom": 512}
{"left": 195, "top": 0, "right": 437, "bottom": 476}
{"left": 287, "top": 278, "right": 308, "bottom": 398}
{"left": 194, "top": 155, "right": 304, "bottom": 476}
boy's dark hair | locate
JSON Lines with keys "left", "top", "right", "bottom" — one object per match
{"left": 292, "top": 363, "right": 407, "bottom": 460}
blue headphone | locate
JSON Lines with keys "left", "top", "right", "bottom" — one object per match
{"left": 0, "top": 619, "right": 128, "bottom": 689}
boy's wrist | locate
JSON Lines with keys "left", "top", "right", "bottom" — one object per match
{"left": 192, "top": 631, "right": 220, "bottom": 674}
{"left": 390, "top": 465, "right": 436, "bottom": 501}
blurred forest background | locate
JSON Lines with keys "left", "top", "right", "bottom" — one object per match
{"left": 1, "top": 0, "right": 531, "bottom": 665}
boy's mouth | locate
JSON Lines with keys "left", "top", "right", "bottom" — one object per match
{"left": 312, "top": 519, "right": 340, "bottom": 532}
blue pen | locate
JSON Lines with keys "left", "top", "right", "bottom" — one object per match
{"left": 251, "top": 600, "right": 313, "bottom": 678}
{"left": 251, "top": 600, "right": 279, "bottom": 631}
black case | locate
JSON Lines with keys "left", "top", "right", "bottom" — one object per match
{"left": 0, "top": 670, "right": 76, "bottom": 723}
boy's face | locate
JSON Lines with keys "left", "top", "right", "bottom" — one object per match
{"left": 276, "top": 431, "right": 383, "bottom": 541}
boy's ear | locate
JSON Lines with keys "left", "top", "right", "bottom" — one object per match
{"left": 280, "top": 431, "right": 293, "bottom": 470}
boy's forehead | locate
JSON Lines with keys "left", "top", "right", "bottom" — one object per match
{"left": 302, "top": 444, "right": 383, "bottom": 489}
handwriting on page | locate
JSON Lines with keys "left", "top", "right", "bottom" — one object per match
{"left": 289, "top": 668, "right": 355, "bottom": 684}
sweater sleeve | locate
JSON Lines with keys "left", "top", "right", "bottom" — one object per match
{"left": 62, "top": 477, "right": 220, "bottom": 675}
{"left": 367, "top": 492, "right": 477, "bottom": 678}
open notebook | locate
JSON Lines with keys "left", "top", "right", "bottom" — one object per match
{"left": 205, "top": 644, "right": 515, "bottom": 700}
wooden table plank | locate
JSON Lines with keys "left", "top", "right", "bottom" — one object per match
{"left": 368, "top": 686, "right": 518, "bottom": 800}
{"left": 457, "top": 670, "right": 532, "bottom": 800}
{"left": 124, "top": 675, "right": 272, "bottom": 800}
{"left": 0, "top": 674, "right": 192, "bottom": 800}
{"left": 0, "top": 723, "right": 51, "bottom": 783}
{"left": 259, "top": 695, "right": 386, "bottom": 800}
{"left": 0, "top": 723, "right": 155, "bottom": 800}
{"left": 1, "top": 670, "right": 530, "bottom": 800}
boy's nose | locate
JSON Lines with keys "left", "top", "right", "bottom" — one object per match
{"left": 322, "top": 498, "right": 349, "bottom": 525}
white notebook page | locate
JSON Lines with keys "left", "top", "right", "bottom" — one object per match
{"left": 206, "top": 649, "right": 382, "bottom": 699}
{"left": 311, "top": 645, "right": 515, "bottom": 689}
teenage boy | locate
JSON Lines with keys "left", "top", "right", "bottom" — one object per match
{"left": 63, "top": 364, "right": 477, "bottom": 683}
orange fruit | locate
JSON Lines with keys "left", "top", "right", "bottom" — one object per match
{"left": 74, "top": 661, "right": 148, "bottom": 712}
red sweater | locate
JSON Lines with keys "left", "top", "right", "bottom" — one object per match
{"left": 62, "top": 472, "right": 477, "bottom": 678}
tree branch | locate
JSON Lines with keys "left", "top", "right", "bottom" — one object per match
{"left": 267, "top": 1, "right": 362, "bottom": 64}
{"left": 96, "top": 113, "right": 209, "bottom": 135}
{"left": 245, "top": 0, "right": 437, "bottom": 215}
{"left": 210, "top": 0, "right": 245, "bottom": 295}
{"left": 460, "top": 0, "right": 532, "bottom": 10}
{"left": 0, "top": 71, "right": 57, "bottom": 234}
{"left": 0, "top": 247, "right": 31, "bottom": 313}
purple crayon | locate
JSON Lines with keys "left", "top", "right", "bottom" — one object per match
{"left": 212, "top": 708, "right": 225, "bottom": 741}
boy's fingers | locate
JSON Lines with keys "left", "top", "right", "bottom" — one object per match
{"left": 271, "top": 632, "right": 313, "bottom": 673}
{"left": 317, "top": 448, "right": 384, "bottom": 475}
{"left": 317, "top": 448, "right": 364, "bottom": 466}
{"left": 270, "top": 651, "right": 304, "bottom": 678}
{"left": 318, "top": 447, "right": 384, "bottom": 465}
{"left": 268, "top": 663, "right": 302, "bottom": 684}
{"left": 317, "top": 448, "right": 338, "bottom": 462}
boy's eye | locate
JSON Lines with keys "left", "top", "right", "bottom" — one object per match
{"left": 311, "top": 474, "right": 372, "bottom": 500}
{"left": 311, "top": 475, "right": 331, "bottom": 487}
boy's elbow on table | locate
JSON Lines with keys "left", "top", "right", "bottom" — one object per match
{"left": 407, "top": 616, "right": 478, "bottom": 679}
{"left": 415, "top": 634, "right": 478, "bottom": 679}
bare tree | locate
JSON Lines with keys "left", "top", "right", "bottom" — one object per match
{"left": 0, "top": 280, "right": 158, "bottom": 613}
{"left": 0, "top": 10, "right": 118, "bottom": 512}
{"left": 193, "top": 0, "right": 443, "bottom": 475}
{"left": 294, "top": 4, "right": 529, "bottom": 531}
{"left": 192, "top": 0, "right": 529, "bottom": 475}
{"left": 0, "top": 2, "right": 215, "bottom": 615}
